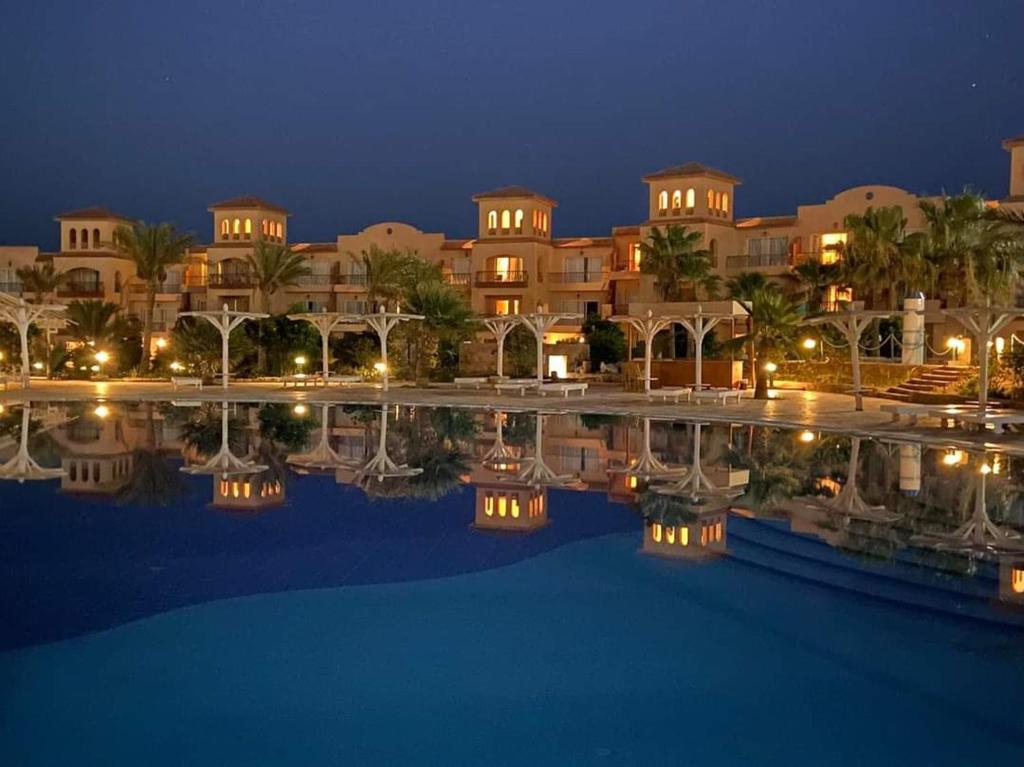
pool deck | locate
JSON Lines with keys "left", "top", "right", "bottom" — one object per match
{"left": 2, "top": 379, "right": 1021, "bottom": 453}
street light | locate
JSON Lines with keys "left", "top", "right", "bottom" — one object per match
{"left": 802, "top": 338, "right": 817, "bottom": 350}
{"left": 94, "top": 404, "right": 110, "bottom": 419}
{"left": 293, "top": 404, "right": 308, "bottom": 416}
{"left": 798, "top": 430, "right": 816, "bottom": 443}
{"left": 294, "top": 355, "right": 307, "bottom": 371}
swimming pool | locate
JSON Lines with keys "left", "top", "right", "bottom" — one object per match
{"left": 1, "top": 400, "right": 1022, "bottom": 764}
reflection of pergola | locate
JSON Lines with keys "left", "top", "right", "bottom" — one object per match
{"left": 611, "top": 417, "right": 687, "bottom": 481}
{"left": 804, "top": 304, "right": 896, "bottom": 411}
{"left": 358, "top": 307, "right": 424, "bottom": 392}
{"left": 516, "top": 309, "right": 582, "bottom": 384}
{"left": 180, "top": 404, "right": 268, "bottom": 479}
{"left": 654, "top": 422, "right": 744, "bottom": 502}
{"left": 912, "top": 453, "right": 1024, "bottom": 554}
{"left": 0, "top": 405, "right": 65, "bottom": 482}
{"left": 357, "top": 405, "right": 422, "bottom": 482}
{"left": 286, "top": 403, "right": 355, "bottom": 471}
{"left": 511, "top": 411, "right": 582, "bottom": 488}
{"left": 807, "top": 436, "right": 899, "bottom": 524}
{"left": 0, "top": 295, "right": 66, "bottom": 387}
{"left": 609, "top": 310, "right": 682, "bottom": 393}
{"left": 482, "top": 410, "right": 521, "bottom": 472}
{"left": 287, "top": 311, "right": 361, "bottom": 379}
{"left": 482, "top": 316, "right": 520, "bottom": 379}
{"left": 943, "top": 304, "right": 1024, "bottom": 414}
{"left": 180, "top": 304, "right": 268, "bottom": 388}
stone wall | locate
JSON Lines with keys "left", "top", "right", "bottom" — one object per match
{"left": 776, "top": 360, "right": 926, "bottom": 390}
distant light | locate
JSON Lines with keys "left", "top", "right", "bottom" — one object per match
{"left": 95, "top": 350, "right": 110, "bottom": 364}
{"left": 764, "top": 361, "right": 778, "bottom": 373}
{"left": 155, "top": 338, "right": 168, "bottom": 349}
{"left": 94, "top": 405, "right": 110, "bottom": 419}
{"left": 294, "top": 355, "right": 307, "bottom": 366}
{"left": 90, "top": 365, "right": 100, "bottom": 372}
{"left": 980, "top": 463, "right": 993, "bottom": 475}
{"left": 32, "top": 361, "right": 44, "bottom": 370}
{"left": 798, "top": 430, "right": 815, "bottom": 443}
{"left": 942, "top": 449, "right": 965, "bottom": 467}
{"left": 802, "top": 338, "right": 817, "bottom": 350}
{"left": 170, "top": 361, "right": 183, "bottom": 372}
{"left": 373, "top": 362, "right": 387, "bottom": 373}
{"left": 293, "top": 404, "right": 308, "bottom": 416}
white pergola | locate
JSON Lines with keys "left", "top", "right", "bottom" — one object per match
{"left": 481, "top": 410, "right": 522, "bottom": 472}
{"left": 804, "top": 304, "right": 895, "bottom": 411}
{"left": 357, "top": 404, "right": 422, "bottom": 482}
{"left": 286, "top": 403, "right": 355, "bottom": 471}
{"left": 0, "top": 404, "right": 66, "bottom": 483}
{"left": 482, "top": 316, "right": 521, "bottom": 379}
{"left": 179, "top": 304, "right": 269, "bottom": 388}
{"left": 796, "top": 436, "right": 900, "bottom": 525}
{"left": 654, "top": 422, "right": 745, "bottom": 502}
{"left": 943, "top": 304, "right": 1024, "bottom": 414}
{"left": 0, "top": 295, "right": 66, "bottom": 387}
{"left": 610, "top": 417, "right": 687, "bottom": 481}
{"left": 359, "top": 307, "right": 424, "bottom": 392}
{"left": 609, "top": 310, "right": 682, "bottom": 394}
{"left": 287, "top": 311, "right": 361, "bottom": 379}
{"left": 180, "top": 404, "right": 268, "bottom": 479}
{"left": 516, "top": 308, "right": 582, "bottom": 385}
{"left": 510, "top": 411, "right": 582, "bottom": 488}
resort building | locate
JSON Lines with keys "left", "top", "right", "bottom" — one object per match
{"left": 1, "top": 135, "right": 1022, "bottom": 359}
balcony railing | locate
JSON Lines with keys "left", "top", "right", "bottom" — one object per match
{"left": 334, "top": 273, "right": 368, "bottom": 286}
{"left": 444, "top": 272, "right": 472, "bottom": 288}
{"left": 58, "top": 282, "right": 105, "bottom": 298}
{"left": 129, "top": 282, "right": 184, "bottom": 294}
{"left": 547, "top": 271, "right": 606, "bottom": 284}
{"left": 208, "top": 273, "right": 255, "bottom": 289}
{"left": 0, "top": 282, "right": 23, "bottom": 294}
{"left": 726, "top": 253, "right": 790, "bottom": 270}
{"left": 184, "top": 275, "right": 208, "bottom": 288}
{"left": 475, "top": 270, "right": 528, "bottom": 287}
{"left": 290, "top": 274, "right": 333, "bottom": 288}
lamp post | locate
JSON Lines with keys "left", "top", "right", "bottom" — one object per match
{"left": 360, "top": 307, "right": 424, "bottom": 392}
{"left": 515, "top": 307, "right": 581, "bottom": 386}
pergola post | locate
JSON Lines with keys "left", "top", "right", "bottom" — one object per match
{"left": 181, "top": 304, "right": 269, "bottom": 389}
{"left": 517, "top": 308, "right": 582, "bottom": 385}
{"left": 0, "top": 405, "right": 66, "bottom": 483}
{"left": 483, "top": 316, "right": 520, "bottom": 379}
{"left": 610, "top": 310, "right": 680, "bottom": 393}
{"left": 943, "top": 304, "right": 1023, "bottom": 414}
{"left": 678, "top": 305, "right": 724, "bottom": 392}
{"left": 287, "top": 311, "right": 361, "bottom": 379}
{"left": 361, "top": 307, "right": 424, "bottom": 392}
{"left": 180, "top": 404, "right": 269, "bottom": 478}
{"left": 0, "top": 296, "right": 66, "bottom": 388}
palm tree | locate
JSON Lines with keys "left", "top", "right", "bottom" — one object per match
{"left": 729, "top": 286, "right": 802, "bottom": 399}
{"left": 170, "top": 316, "right": 252, "bottom": 379}
{"left": 639, "top": 225, "right": 719, "bottom": 301}
{"left": 792, "top": 259, "right": 841, "bottom": 314}
{"left": 65, "top": 300, "right": 124, "bottom": 347}
{"left": 840, "top": 206, "right": 912, "bottom": 310}
{"left": 119, "top": 403, "right": 187, "bottom": 507}
{"left": 403, "top": 281, "right": 475, "bottom": 379}
{"left": 15, "top": 263, "right": 65, "bottom": 303}
{"left": 114, "top": 221, "right": 193, "bottom": 372}
{"left": 726, "top": 271, "right": 769, "bottom": 386}
{"left": 245, "top": 241, "right": 311, "bottom": 373}
{"left": 358, "top": 245, "right": 424, "bottom": 310}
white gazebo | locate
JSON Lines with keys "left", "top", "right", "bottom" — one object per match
{"left": 180, "top": 404, "right": 268, "bottom": 478}
{"left": 357, "top": 405, "right": 422, "bottom": 482}
{"left": 179, "top": 304, "right": 269, "bottom": 388}
{"left": 481, "top": 410, "right": 522, "bottom": 472}
{"left": 287, "top": 311, "right": 361, "bottom": 379}
{"left": 286, "top": 403, "right": 355, "bottom": 472}
{"left": 610, "top": 417, "right": 687, "bottom": 481}
{"left": 0, "top": 404, "right": 66, "bottom": 483}
{"left": 943, "top": 303, "right": 1024, "bottom": 414}
{"left": 0, "top": 295, "right": 67, "bottom": 387}
{"left": 509, "top": 411, "right": 583, "bottom": 489}
{"left": 516, "top": 307, "right": 582, "bottom": 385}
{"left": 795, "top": 436, "right": 900, "bottom": 525}
{"left": 359, "top": 307, "right": 424, "bottom": 392}
{"left": 654, "top": 422, "right": 746, "bottom": 502}
{"left": 482, "top": 316, "right": 521, "bottom": 379}
{"left": 609, "top": 310, "right": 682, "bottom": 394}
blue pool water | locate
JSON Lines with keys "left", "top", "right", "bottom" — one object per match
{"left": 1, "top": 402, "right": 1023, "bottom": 765}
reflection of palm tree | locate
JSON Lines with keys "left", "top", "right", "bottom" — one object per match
{"left": 179, "top": 403, "right": 246, "bottom": 456}
{"left": 180, "top": 404, "right": 267, "bottom": 478}
{"left": 733, "top": 427, "right": 803, "bottom": 512}
{"left": 119, "top": 402, "right": 187, "bottom": 507}
{"left": 638, "top": 490, "right": 700, "bottom": 527}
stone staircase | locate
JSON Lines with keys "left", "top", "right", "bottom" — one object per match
{"left": 880, "top": 364, "right": 973, "bottom": 402}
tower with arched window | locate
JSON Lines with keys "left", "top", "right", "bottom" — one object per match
{"left": 473, "top": 484, "right": 549, "bottom": 532}
{"left": 472, "top": 186, "right": 556, "bottom": 240}
{"left": 642, "top": 162, "right": 740, "bottom": 224}
{"left": 1004, "top": 134, "right": 1024, "bottom": 202}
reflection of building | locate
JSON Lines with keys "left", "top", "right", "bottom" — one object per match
{"left": 53, "top": 413, "right": 133, "bottom": 495}
{"left": 642, "top": 511, "right": 728, "bottom": 560}
{"left": 998, "top": 560, "right": 1024, "bottom": 605}
{"left": 473, "top": 484, "right": 549, "bottom": 533}
{"left": 214, "top": 476, "right": 284, "bottom": 511}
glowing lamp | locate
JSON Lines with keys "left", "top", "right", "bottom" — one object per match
{"left": 942, "top": 449, "right": 964, "bottom": 467}
{"left": 295, "top": 355, "right": 307, "bottom": 367}
{"left": 293, "top": 404, "right": 308, "bottom": 416}
{"left": 94, "top": 405, "right": 110, "bottom": 419}
{"left": 802, "top": 338, "right": 817, "bottom": 350}
{"left": 155, "top": 338, "right": 168, "bottom": 350}
{"left": 32, "top": 361, "right": 44, "bottom": 370}
{"left": 170, "top": 361, "right": 183, "bottom": 372}
{"left": 798, "top": 430, "right": 815, "bottom": 443}
{"left": 95, "top": 351, "right": 110, "bottom": 364}
{"left": 764, "top": 361, "right": 778, "bottom": 373}
{"left": 373, "top": 362, "right": 387, "bottom": 373}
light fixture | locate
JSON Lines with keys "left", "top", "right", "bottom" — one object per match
{"left": 169, "top": 361, "right": 183, "bottom": 372}
{"left": 32, "top": 361, "right": 44, "bottom": 370}
{"left": 155, "top": 338, "right": 168, "bottom": 349}
{"left": 94, "top": 404, "right": 110, "bottom": 419}
{"left": 980, "top": 463, "right": 992, "bottom": 475}
{"left": 798, "top": 430, "right": 815, "bottom": 443}
{"left": 764, "top": 361, "right": 778, "bottom": 373}
{"left": 942, "top": 449, "right": 965, "bottom": 467}
{"left": 90, "top": 365, "right": 100, "bottom": 372}
{"left": 802, "top": 338, "right": 817, "bottom": 350}
{"left": 292, "top": 404, "right": 308, "bottom": 416}
{"left": 294, "top": 355, "right": 307, "bottom": 367}
{"left": 373, "top": 362, "right": 387, "bottom": 373}
{"left": 95, "top": 350, "right": 110, "bottom": 364}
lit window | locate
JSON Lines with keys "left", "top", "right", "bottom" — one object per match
{"left": 500, "top": 209, "right": 511, "bottom": 231}
{"left": 542, "top": 212, "right": 548, "bottom": 234}
{"left": 261, "top": 219, "right": 268, "bottom": 235}
{"left": 714, "top": 192, "right": 722, "bottom": 211}
{"left": 820, "top": 232, "right": 846, "bottom": 264}
{"left": 221, "top": 220, "right": 230, "bottom": 238}
{"left": 707, "top": 189, "right": 715, "bottom": 209}
{"left": 631, "top": 243, "right": 642, "bottom": 271}
{"left": 497, "top": 494, "right": 507, "bottom": 517}
{"left": 657, "top": 190, "right": 668, "bottom": 213}
{"left": 244, "top": 218, "right": 252, "bottom": 236}
{"left": 652, "top": 523, "right": 663, "bottom": 542}
{"left": 722, "top": 193, "right": 729, "bottom": 213}
{"left": 487, "top": 210, "right": 497, "bottom": 233}
{"left": 671, "top": 189, "right": 682, "bottom": 210}
{"left": 485, "top": 492, "right": 494, "bottom": 516}
{"left": 715, "top": 521, "right": 723, "bottom": 542}
{"left": 1013, "top": 567, "right": 1024, "bottom": 594}
{"left": 685, "top": 188, "right": 695, "bottom": 209}
{"left": 666, "top": 526, "right": 676, "bottom": 544}
{"left": 679, "top": 527, "right": 689, "bottom": 546}
{"left": 275, "top": 221, "right": 283, "bottom": 239}
{"left": 628, "top": 475, "right": 638, "bottom": 489}
{"left": 514, "top": 209, "right": 524, "bottom": 234}
{"left": 511, "top": 497, "right": 520, "bottom": 518}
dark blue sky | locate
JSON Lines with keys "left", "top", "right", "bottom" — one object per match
{"left": 2, "top": 0, "right": 1022, "bottom": 250}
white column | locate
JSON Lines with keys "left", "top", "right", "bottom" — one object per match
{"left": 902, "top": 296, "right": 925, "bottom": 365}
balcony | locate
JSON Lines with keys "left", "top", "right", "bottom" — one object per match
{"left": 0, "top": 282, "right": 23, "bottom": 295}
{"left": 208, "top": 273, "right": 254, "bottom": 289}
{"left": 444, "top": 272, "right": 472, "bottom": 289}
{"left": 129, "top": 282, "right": 184, "bottom": 295}
{"left": 475, "top": 270, "right": 528, "bottom": 287}
{"left": 288, "top": 274, "right": 333, "bottom": 290}
{"left": 184, "top": 274, "right": 208, "bottom": 290}
{"left": 725, "top": 253, "right": 790, "bottom": 271}
{"left": 58, "top": 282, "right": 105, "bottom": 298}
{"left": 547, "top": 271, "right": 607, "bottom": 286}
{"left": 334, "top": 273, "right": 368, "bottom": 287}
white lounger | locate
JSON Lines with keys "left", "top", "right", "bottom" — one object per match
{"left": 648, "top": 386, "right": 692, "bottom": 403}
{"left": 281, "top": 374, "right": 322, "bottom": 389}
{"left": 879, "top": 403, "right": 933, "bottom": 425}
{"left": 454, "top": 377, "right": 489, "bottom": 389}
{"left": 171, "top": 376, "right": 203, "bottom": 391}
{"left": 494, "top": 379, "right": 540, "bottom": 396}
{"left": 326, "top": 374, "right": 364, "bottom": 386}
{"left": 943, "top": 411, "right": 1024, "bottom": 435}
{"left": 539, "top": 382, "right": 588, "bottom": 398}
{"left": 692, "top": 388, "right": 742, "bottom": 405}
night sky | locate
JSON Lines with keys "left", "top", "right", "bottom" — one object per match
{"left": 2, "top": 0, "right": 1022, "bottom": 250}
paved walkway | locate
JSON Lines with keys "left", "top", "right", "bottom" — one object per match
{"left": 2, "top": 379, "right": 1021, "bottom": 453}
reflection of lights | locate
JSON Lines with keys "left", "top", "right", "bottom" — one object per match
{"left": 802, "top": 338, "right": 817, "bottom": 350}
{"left": 995, "top": 337, "right": 1006, "bottom": 355}
{"left": 942, "top": 449, "right": 965, "bottom": 467}
{"left": 798, "top": 430, "right": 815, "bottom": 443}
{"left": 95, "top": 351, "right": 110, "bottom": 364}
{"left": 1012, "top": 567, "right": 1024, "bottom": 594}
{"left": 292, "top": 404, "right": 308, "bottom": 416}
{"left": 992, "top": 455, "right": 1002, "bottom": 475}
{"left": 373, "top": 362, "right": 387, "bottom": 373}
{"left": 764, "top": 361, "right": 778, "bottom": 373}
{"left": 94, "top": 405, "right": 110, "bottom": 419}
{"left": 155, "top": 338, "right": 168, "bottom": 349}
{"left": 628, "top": 475, "right": 639, "bottom": 489}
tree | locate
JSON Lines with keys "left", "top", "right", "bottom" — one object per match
{"left": 792, "top": 259, "right": 841, "bottom": 314}
{"left": 401, "top": 281, "right": 475, "bottom": 380}
{"left": 582, "top": 316, "right": 626, "bottom": 372}
{"left": 170, "top": 316, "right": 253, "bottom": 379}
{"left": 729, "top": 286, "right": 802, "bottom": 399}
{"left": 726, "top": 271, "right": 770, "bottom": 386}
{"left": 245, "top": 241, "right": 311, "bottom": 373}
{"left": 357, "top": 245, "right": 432, "bottom": 311}
{"left": 840, "top": 205, "right": 917, "bottom": 310}
{"left": 119, "top": 403, "right": 187, "bottom": 507}
{"left": 114, "top": 221, "right": 193, "bottom": 372}
{"left": 15, "top": 263, "right": 65, "bottom": 303}
{"left": 639, "top": 225, "right": 719, "bottom": 301}
{"left": 65, "top": 300, "right": 125, "bottom": 347}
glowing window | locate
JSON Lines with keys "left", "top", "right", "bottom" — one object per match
{"left": 81, "top": 228, "right": 89, "bottom": 248}
{"left": 500, "top": 210, "right": 511, "bottom": 230}
{"left": 657, "top": 190, "right": 668, "bottom": 212}
{"left": 820, "top": 233, "right": 847, "bottom": 264}
{"left": 244, "top": 218, "right": 252, "bottom": 236}
{"left": 679, "top": 527, "right": 689, "bottom": 546}
{"left": 685, "top": 188, "right": 695, "bottom": 209}
{"left": 244, "top": 482, "right": 251, "bottom": 499}
{"left": 631, "top": 243, "right": 642, "bottom": 270}
{"left": 261, "top": 219, "right": 268, "bottom": 235}
{"left": 275, "top": 221, "right": 283, "bottom": 239}
{"left": 484, "top": 492, "right": 494, "bottom": 516}
{"left": 666, "top": 526, "right": 676, "bottom": 544}
{"left": 1012, "top": 567, "right": 1024, "bottom": 594}
{"left": 487, "top": 210, "right": 497, "bottom": 232}
{"left": 671, "top": 189, "right": 682, "bottom": 210}
{"left": 715, "top": 521, "right": 723, "bottom": 542}
{"left": 231, "top": 218, "right": 240, "bottom": 235}
{"left": 231, "top": 481, "right": 240, "bottom": 499}
{"left": 497, "top": 494, "right": 507, "bottom": 517}
{"left": 722, "top": 193, "right": 729, "bottom": 213}
{"left": 493, "top": 298, "right": 520, "bottom": 316}
{"left": 511, "top": 497, "right": 520, "bottom": 518}
{"left": 707, "top": 189, "right": 715, "bottom": 209}
{"left": 542, "top": 212, "right": 548, "bottom": 233}
{"left": 514, "top": 209, "right": 524, "bottom": 233}
{"left": 701, "top": 525, "right": 709, "bottom": 546}
{"left": 221, "top": 220, "right": 230, "bottom": 238}
{"left": 628, "top": 475, "right": 638, "bottom": 489}
{"left": 714, "top": 192, "right": 722, "bottom": 211}
{"left": 220, "top": 479, "right": 228, "bottom": 496}
{"left": 652, "top": 523, "right": 663, "bottom": 542}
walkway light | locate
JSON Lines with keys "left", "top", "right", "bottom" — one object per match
{"left": 802, "top": 338, "right": 817, "bottom": 350}
{"left": 373, "top": 362, "right": 387, "bottom": 374}
{"left": 798, "top": 430, "right": 815, "bottom": 443}
{"left": 764, "top": 361, "right": 778, "bottom": 373}
{"left": 94, "top": 404, "right": 110, "bottom": 419}
{"left": 942, "top": 449, "right": 965, "bottom": 467}
{"left": 294, "top": 355, "right": 307, "bottom": 368}
{"left": 293, "top": 404, "right": 308, "bottom": 416}
{"left": 32, "top": 361, "right": 44, "bottom": 371}
{"left": 170, "top": 361, "right": 183, "bottom": 372}
{"left": 155, "top": 338, "right": 168, "bottom": 350}
{"left": 95, "top": 350, "right": 110, "bottom": 365}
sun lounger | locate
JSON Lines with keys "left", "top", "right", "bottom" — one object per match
{"left": 494, "top": 379, "right": 540, "bottom": 396}
{"left": 879, "top": 403, "right": 933, "bottom": 425}
{"left": 281, "top": 374, "right": 322, "bottom": 389}
{"left": 170, "top": 376, "right": 203, "bottom": 391}
{"left": 325, "top": 374, "right": 364, "bottom": 386}
{"left": 538, "top": 382, "right": 588, "bottom": 398}
{"left": 648, "top": 386, "right": 692, "bottom": 403}
{"left": 938, "top": 410, "right": 1024, "bottom": 435}
{"left": 454, "top": 377, "right": 489, "bottom": 389}
{"left": 692, "top": 388, "right": 742, "bottom": 405}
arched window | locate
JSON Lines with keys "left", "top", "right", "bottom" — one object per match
{"left": 707, "top": 189, "right": 715, "bottom": 209}
{"left": 114, "top": 271, "right": 122, "bottom": 292}
{"left": 671, "top": 190, "right": 682, "bottom": 210}
{"left": 722, "top": 193, "right": 729, "bottom": 213}
{"left": 500, "top": 209, "right": 511, "bottom": 231}
{"left": 685, "top": 188, "right": 695, "bottom": 209}
{"left": 487, "top": 210, "right": 498, "bottom": 233}
{"left": 714, "top": 192, "right": 722, "bottom": 212}
{"left": 275, "top": 221, "right": 283, "bottom": 239}
{"left": 232, "top": 218, "right": 241, "bottom": 236}
{"left": 221, "top": 219, "right": 230, "bottom": 239}
{"left": 542, "top": 212, "right": 548, "bottom": 234}
{"left": 708, "top": 239, "right": 718, "bottom": 258}
{"left": 652, "top": 523, "right": 662, "bottom": 542}
{"left": 657, "top": 190, "right": 668, "bottom": 214}
{"left": 93, "top": 228, "right": 101, "bottom": 247}
{"left": 514, "top": 209, "right": 524, "bottom": 234}
{"left": 69, "top": 229, "right": 77, "bottom": 249}
{"left": 81, "top": 228, "right": 89, "bottom": 248}
{"left": 244, "top": 218, "right": 252, "bottom": 237}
